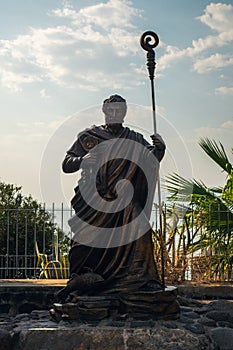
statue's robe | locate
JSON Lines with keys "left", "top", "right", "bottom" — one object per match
{"left": 62, "top": 125, "right": 164, "bottom": 293}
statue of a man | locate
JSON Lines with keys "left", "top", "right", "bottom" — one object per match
{"left": 58, "top": 94, "right": 166, "bottom": 302}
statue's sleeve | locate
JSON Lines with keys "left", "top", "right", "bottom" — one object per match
{"left": 62, "top": 137, "right": 87, "bottom": 173}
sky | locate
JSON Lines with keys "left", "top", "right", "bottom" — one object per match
{"left": 0, "top": 0, "right": 232, "bottom": 206}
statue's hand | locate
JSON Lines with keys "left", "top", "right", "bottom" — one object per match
{"left": 80, "top": 152, "right": 97, "bottom": 182}
{"left": 82, "top": 152, "right": 97, "bottom": 167}
{"left": 150, "top": 133, "right": 166, "bottom": 151}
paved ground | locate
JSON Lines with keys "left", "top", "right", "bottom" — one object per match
{"left": 0, "top": 279, "right": 68, "bottom": 287}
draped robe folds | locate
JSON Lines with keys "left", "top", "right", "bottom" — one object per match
{"left": 64, "top": 125, "right": 163, "bottom": 293}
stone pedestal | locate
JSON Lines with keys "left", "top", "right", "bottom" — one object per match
{"left": 119, "top": 286, "right": 180, "bottom": 320}
{"left": 16, "top": 325, "right": 206, "bottom": 350}
{"left": 51, "top": 286, "right": 180, "bottom": 322}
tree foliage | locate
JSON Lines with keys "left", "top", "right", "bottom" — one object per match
{"left": 163, "top": 138, "right": 233, "bottom": 281}
{"left": 0, "top": 182, "right": 69, "bottom": 256}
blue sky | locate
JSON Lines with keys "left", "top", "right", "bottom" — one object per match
{"left": 0, "top": 0, "right": 232, "bottom": 205}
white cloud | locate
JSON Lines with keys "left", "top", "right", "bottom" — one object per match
{"left": 159, "top": 3, "right": 233, "bottom": 74}
{"left": 222, "top": 120, "right": 233, "bottom": 129}
{"left": 0, "top": 69, "right": 42, "bottom": 92}
{"left": 40, "top": 89, "right": 50, "bottom": 98}
{"left": 194, "top": 120, "right": 233, "bottom": 144}
{"left": 52, "top": 0, "right": 143, "bottom": 30}
{"left": 197, "top": 2, "right": 233, "bottom": 33}
{"left": 158, "top": 45, "right": 187, "bottom": 71}
{"left": 215, "top": 86, "right": 233, "bottom": 96}
{"left": 16, "top": 119, "right": 64, "bottom": 132}
{"left": 0, "top": 1, "right": 232, "bottom": 93}
{"left": 194, "top": 53, "right": 233, "bottom": 73}
{"left": 0, "top": 0, "right": 144, "bottom": 92}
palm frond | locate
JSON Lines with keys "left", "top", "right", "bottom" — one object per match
{"left": 199, "top": 138, "right": 232, "bottom": 174}
{"left": 164, "top": 173, "right": 217, "bottom": 202}
{"left": 209, "top": 186, "right": 223, "bottom": 193}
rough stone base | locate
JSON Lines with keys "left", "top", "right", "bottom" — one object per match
{"left": 15, "top": 326, "right": 209, "bottom": 350}
{"left": 51, "top": 286, "right": 180, "bottom": 322}
{"left": 1, "top": 281, "right": 233, "bottom": 350}
{"left": 3, "top": 299, "right": 233, "bottom": 349}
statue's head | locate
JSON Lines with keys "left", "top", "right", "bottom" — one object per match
{"left": 102, "top": 94, "right": 127, "bottom": 124}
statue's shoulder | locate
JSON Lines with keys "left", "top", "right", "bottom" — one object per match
{"left": 125, "top": 127, "right": 144, "bottom": 142}
{"left": 77, "top": 125, "right": 101, "bottom": 151}
{"left": 77, "top": 125, "right": 97, "bottom": 137}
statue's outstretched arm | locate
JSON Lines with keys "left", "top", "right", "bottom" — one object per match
{"left": 62, "top": 138, "right": 86, "bottom": 173}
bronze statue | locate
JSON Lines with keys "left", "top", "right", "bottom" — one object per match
{"left": 57, "top": 94, "right": 166, "bottom": 304}
{"left": 52, "top": 95, "right": 177, "bottom": 318}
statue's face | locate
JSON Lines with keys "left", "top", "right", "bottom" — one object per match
{"left": 103, "top": 102, "right": 127, "bottom": 124}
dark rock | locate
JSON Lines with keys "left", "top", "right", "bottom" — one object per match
{"left": 205, "top": 300, "right": 233, "bottom": 313}
{"left": 129, "top": 320, "right": 154, "bottom": 328}
{"left": 217, "top": 321, "right": 233, "bottom": 328}
{"left": 14, "top": 313, "right": 30, "bottom": 321}
{"left": 177, "top": 295, "right": 204, "bottom": 307}
{"left": 210, "top": 327, "right": 233, "bottom": 350}
{"left": 193, "top": 308, "right": 207, "bottom": 315}
{"left": 198, "top": 335, "right": 214, "bottom": 350}
{"left": 0, "top": 304, "right": 10, "bottom": 314}
{"left": 206, "top": 311, "right": 233, "bottom": 322}
{"left": 0, "top": 313, "right": 11, "bottom": 322}
{"left": 180, "top": 306, "right": 193, "bottom": 313}
{"left": 184, "top": 311, "right": 200, "bottom": 319}
{"left": 184, "top": 323, "right": 205, "bottom": 334}
{"left": 158, "top": 320, "right": 178, "bottom": 329}
{"left": 30, "top": 310, "right": 50, "bottom": 319}
{"left": 0, "top": 329, "right": 12, "bottom": 350}
{"left": 179, "top": 315, "right": 195, "bottom": 324}
{"left": 0, "top": 293, "right": 11, "bottom": 302}
{"left": 0, "top": 321, "right": 10, "bottom": 328}
{"left": 13, "top": 292, "right": 26, "bottom": 302}
{"left": 18, "top": 303, "right": 41, "bottom": 314}
{"left": 104, "top": 321, "right": 127, "bottom": 327}
{"left": 198, "top": 316, "right": 216, "bottom": 327}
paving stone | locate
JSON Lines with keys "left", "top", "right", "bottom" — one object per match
{"left": 14, "top": 313, "right": 30, "bottom": 321}
{"left": 205, "top": 300, "right": 233, "bottom": 313}
{"left": 184, "top": 323, "right": 205, "bottom": 335}
{"left": 129, "top": 320, "right": 155, "bottom": 328}
{"left": 0, "top": 329, "right": 12, "bottom": 350}
{"left": 180, "top": 306, "right": 193, "bottom": 313}
{"left": 0, "top": 314, "right": 11, "bottom": 322}
{"left": 193, "top": 307, "right": 208, "bottom": 315}
{"left": 30, "top": 310, "right": 50, "bottom": 317}
{"left": 158, "top": 320, "right": 178, "bottom": 329}
{"left": 177, "top": 296, "right": 204, "bottom": 307}
{"left": 179, "top": 315, "right": 195, "bottom": 324}
{"left": 197, "top": 316, "right": 216, "bottom": 327}
{"left": 206, "top": 311, "right": 233, "bottom": 322}
{"left": 184, "top": 311, "right": 200, "bottom": 319}
{"left": 210, "top": 327, "right": 233, "bottom": 350}
{"left": 217, "top": 321, "right": 233, "bottom": 328}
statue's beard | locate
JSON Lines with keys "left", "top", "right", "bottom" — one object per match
{"left": 105, "top": 123, "right": 123, "bottom": 135}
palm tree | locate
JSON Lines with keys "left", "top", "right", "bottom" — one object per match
{"left": 164, "top": 138, "right": 233, "bottom": 282}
